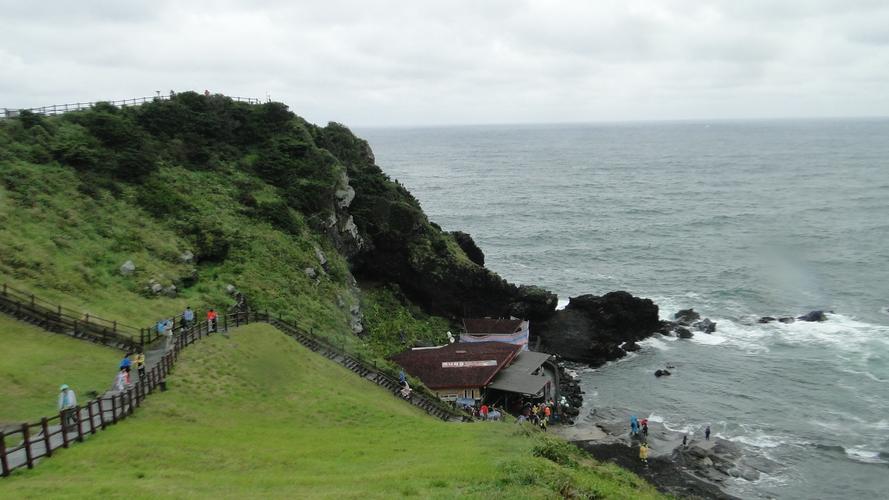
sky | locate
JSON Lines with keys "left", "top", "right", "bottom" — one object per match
{"left": 1, "top": 0, "right": 888, "bottom": 126}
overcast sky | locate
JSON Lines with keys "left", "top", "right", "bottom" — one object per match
{"left": 2, "top": 0, "right": 888, "bottom": 126}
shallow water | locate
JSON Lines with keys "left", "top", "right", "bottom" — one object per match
{"left": 360, "top": 119, "right": 889, "bottom": 499}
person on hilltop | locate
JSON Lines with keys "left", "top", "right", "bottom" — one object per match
{"left": 58, "top": 384, "right": 78, "bottom": 431}
{"left": 134, "top": 350, "right": 146, "bottom": 380}
{"left": 183, "top": 306, "right": 195, "bottom": 328}
{"left": 207, "top": 309, "right": 218, "bottom": 333}
{"left": 705, "top": 425, "right": 711, "bottom": 440}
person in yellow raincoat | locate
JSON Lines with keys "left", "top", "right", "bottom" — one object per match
{"left": 639, "top": 443, "right": 649, "bottom": 465}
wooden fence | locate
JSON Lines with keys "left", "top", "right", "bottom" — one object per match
{"left": 0, "top": 283, "right": 144, "bottom": 351}
{"left": 1, "top": 94, "right": 263, "bottom": 119}
{"left": 0, "top": 309, "right": 466, "bottom": 477}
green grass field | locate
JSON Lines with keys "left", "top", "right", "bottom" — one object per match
{"left": 0, "top": 314, "right": 121, "bottom": 424}
{"left": 0, "top": 324, "right": 664, "bottom": 499}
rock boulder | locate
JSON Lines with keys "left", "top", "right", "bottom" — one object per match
{"left": 674, "top": 309, "right": 700, "bottom": 325}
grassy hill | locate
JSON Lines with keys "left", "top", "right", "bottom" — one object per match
{"left": 0, "top": 324, "right": 663, "bottom": 499}
{"left": 0, "top": 314, "right": 120, "bottom": 423}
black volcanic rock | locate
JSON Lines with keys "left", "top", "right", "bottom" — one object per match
{"left": 758, "top": 316, "right": 776, "bottom": 324}
{"left": 622, "top": 341, "right": 641, "bottom": 352}
{"left": 532, "top": 291, "right": 660, "bottom": 366}
{"left": 675, "top": 327, "right": 693, "bottom": 339}
{"left": 674, "top": 309, "right": 700, "bottom": 325}
{"left": 798, "top": 310, "right": 827, "bottom": 322}
{"left": 693, "top": 318, "right": 717, "bottom": 333}
{"left": 451, "top": 231, "right": 485, "bottom": 266}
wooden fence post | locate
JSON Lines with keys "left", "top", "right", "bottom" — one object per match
{"left": 75, "top": 406, "right": 84, "bottom": 442}
{"left": 111, "top": 397, "right": 118, "bottom": 424}
{"left": 41, "top": 418, "right": 52, "bottom": 457}
{"left": 127, "top": 389, "right": 135, "bottom": 415}
{"left": 0, "top": 430, "right": 9, "bottom": 477}
{"left": 22, "top": 423, "right": 33, "bottom": 469}
{"left": 98, "top": 398, "right": 107, "bottom": 430}
{"left": 87, "top": 401, "right": 97, "bottom": 434}
{"left": 60, "top": 411, "right": 70, "bottom": 448}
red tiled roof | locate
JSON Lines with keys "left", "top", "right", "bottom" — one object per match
{"left": 462, "top": 318, "right": 524, "bottom": 335}
{"left": 390, "top": 342, "right": 521, "bottom": 390}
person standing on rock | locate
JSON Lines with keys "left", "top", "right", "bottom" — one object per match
{"left": 705, "top": 425, "right": 711, "bottom": 440}
{"left": 58, "top": 384, "right": 78, "bottom": 431}
{"left": 683, "top": 434, "right": 688, "bottom": 447}
{"left": 639, "top": 442, "right": 649, "bottom": 465}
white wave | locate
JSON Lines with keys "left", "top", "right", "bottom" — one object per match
{"left": 556, "top": 298, "right": 569, "bottom": 310}
{"left": 845, "top": 446, "right": 888, "bottom": 464}
{"left": 730, "top": 433, "right": 787, "bottom": 449}
{"left": 840, "top": 368, "right": 888, "bottom": 383}
{"left": 639, "top": 336, "right": 673, "bottom": 351}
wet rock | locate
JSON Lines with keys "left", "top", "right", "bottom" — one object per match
{"left": 120, "top": 260, "right": 136, "bottom": 276}
{"left": 675, "top": 327, "right": 693, "bottom": 339}
{"left": 622, "top": 341, "right": 641, "bottom": 352}
{"left": 798, "top": 310, "right": 827, "bottom": 322}
{"left": 654, "top": 369, "right": 671, "bottom": 377}
{"left": 758, "top": 316, "right": 776, "bottom": 324}
{"left": 693, "top": 318, "right": 717, "bottom": 334}
{"left": 534, "top": 291, "right": 660, "bottom": 366}
{"left": 674, "top": 308, "right": 700, "bottom": 325}
{"left": 778, "top": 316, "right": 795, "bottom": 324}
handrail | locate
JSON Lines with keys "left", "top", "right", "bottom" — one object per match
{"left": 1, "top": 93, "right": 263, "bottom": 119}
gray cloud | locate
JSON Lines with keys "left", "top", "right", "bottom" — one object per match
{"left": 1, "top": 0, "right": 887, "bottom": 125}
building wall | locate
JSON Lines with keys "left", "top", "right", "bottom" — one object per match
{"left": 435, "top": 387, "right": 481, "bottom": 401}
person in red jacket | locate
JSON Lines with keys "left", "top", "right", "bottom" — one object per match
{"left": 480, "top": 404, "right": 489, "bottom": 420}
{"left": 207, "top": 309, "right": 218, "bottom": 333}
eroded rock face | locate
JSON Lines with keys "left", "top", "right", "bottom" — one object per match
{"left": 451, "top": 231, "right": 485, "bottom": 266}
{"left": 798, "top": 310, "right": 827, "bottom": 322}
{"left": 693, "top": 318, "right": 717, "bottom": 333}
{"left": 532, "top": 291, "right": 661, "bottom": 366}
{"left": 674, "top": 309, "right": 700, "bottom": 325}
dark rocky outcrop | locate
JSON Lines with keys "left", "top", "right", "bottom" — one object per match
{"left": 322, "top": 124, "right": 557, "bottom": 321}
{"left": 532, "top": 291, "right": 660, "bottom": 366}
{"left": 655, "top": 369, "right": 671, "bottom": 377}
{"left": 622, "top": 341, "right": 641, "bottom": 352}
{"left": 674, "top": 308, "right": 700, "bottom": 325}
{"left": 693, "top": 318, "right": 716, "bottom": 334}
{"left": 798, "top": 310, "right": 827, "bottom": 322}
{"left": 675, "top": 327, "right": 693, "bottom": 339}
{"left": 450, "top": 231, "right": 485, "bottom": 266}
{"left": 757, "top": 316, "right": 776, "bottom": 324}
{"left": 778, "top": 316, "right": 795, "bottom": 324}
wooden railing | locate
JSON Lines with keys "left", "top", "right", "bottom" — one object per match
{"left": 0, "top": 283, "right": 143, "bottom": 350}
{"left": 0, "top": 309, "right": 466, "bottom": 477}
{"left": 1, "top": 94, "right": 263, "bottom": 119}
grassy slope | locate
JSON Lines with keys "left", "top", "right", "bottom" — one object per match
{"left": 0, "top": 314, "right": 120, "bottom": 423}
{"left": 0, "top": 324, "right": 663, "bottom": 500}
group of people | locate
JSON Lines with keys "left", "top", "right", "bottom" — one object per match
{"left": 631, "top": 414, "right": 714, "bottom": 466}
{"left": 114, "top": 351, "right": 145, "bottom": 392}
{"left": 155, "top": 306, "right": 219, "bottom": 349}
{"left": 516, "top": 400, "right": 556, "bottom": 431}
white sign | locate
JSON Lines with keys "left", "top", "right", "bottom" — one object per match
{"left": 442, "top": 360, "right": 497, "bottom": 368}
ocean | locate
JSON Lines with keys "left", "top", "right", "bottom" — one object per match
{"left": 359, "top": 119, "right": 889, "bottom": 500}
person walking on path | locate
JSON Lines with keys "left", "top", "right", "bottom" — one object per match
{"left": 207, "top": 309, "right": 218, "bottom": 333}
{"left": 639, "top": 443, "right": 649, "bottom": 465}
{"left": 164, "top": 319, "right": 174, "bottom": 350}
{"left": 183, "top": 306, "right": 195, "bottom": 328}
{"left": 119, "top": 353, "right": 132, "bottom": 371}
{"left": 134, "top": 350, "right": 146, "bottom": 380}
{"left": 58, "top": 384, "right": 77, "bottom": 431}
{"left": 705, "top": 425, "right": 711, "bottom": 440}
{"left": 113, "top": 368, "right": 127, "bottom": 392}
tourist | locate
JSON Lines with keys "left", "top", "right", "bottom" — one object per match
{"left": 539, "top": 416, "right": 548, "bottom": 432}
{"left": 544, "top": 404, "right": 552, "bottom": 421}
{"left": 207, "top": 309, "right": 218, "bottom": 333}
{"left": 639, "top": 443, "right": 649, "bottom": 465}
{"left": 119, "top": 353, "right": 132, "bottom": 371}
{"left": 480, "top": 404, "right": 489, "bottom": 420}
{"left": 705, "top": 425, "right": 711, "bottom": 440}
{"left": 183, "top": 306, "right": 195, "bottom": 328}
{"left": 156, "top": 318, "right": 166, "bottom": 339}
{"left": 58, "top": 384, "right": 77, "bottom": 431}
{"left": 399, "top": 380, "right": 412, "bottom": 399}
{"left": 682, "top": 434, "right": 688, "bottom": 447}
{"left": 630, "top": 415, "right": 639, "bottom": 436}
{"left": 113, "top": 368, "right": 127, "bottom": 392}
{"left": 164, "top": 319, "right": 174, "bottom": 350}
{"left": 488, "top": 408, "right": 501, "bottom": 421}
{"left": 134, "top": 350, "right": 146, "bottom": 380}
{"left": 642, "top": 420, "right": 649, "bottom": 437}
